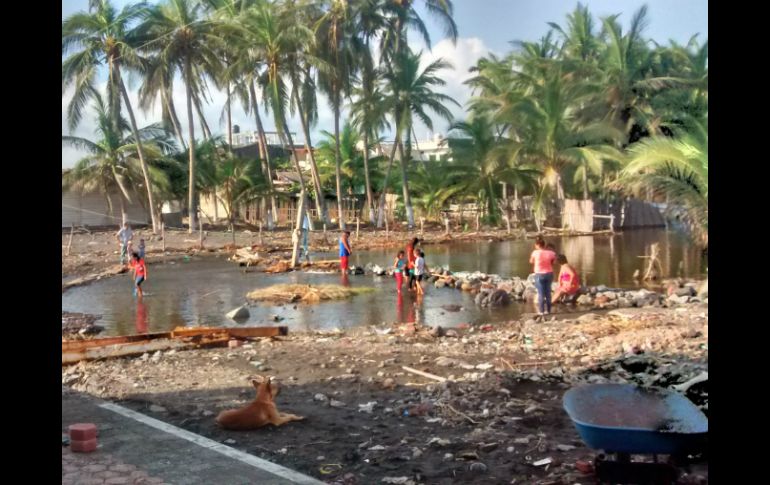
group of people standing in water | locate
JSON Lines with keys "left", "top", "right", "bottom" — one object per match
{"left": 340, "top": 231, "right": 579, "bottom": 316}
{"left": 393, "top": 238, "right": 427, "bottom": 296}
{"left": 530, "top": 236, "right": 580, "bottom": 316}
{"left": 339, "top": 232, "right": 429, "bottom": 296}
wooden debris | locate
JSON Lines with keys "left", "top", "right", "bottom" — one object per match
{"left": 230, "top": 247, "right": 261, "bottom": 267}
{"left": 62, "top": 326, "right": 287, "bottom": 365}
{"left": 401, "top": 366, "right": 447, "bottom": 383}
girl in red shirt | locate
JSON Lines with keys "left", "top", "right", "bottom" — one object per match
{"left": 131, "top": 252, "right": 148, "bottom": 298}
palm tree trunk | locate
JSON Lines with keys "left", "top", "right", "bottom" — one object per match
{"left": 334, "top": 93, "right": 346, "bottom": 230}
{"left": 185, "top": 59, "right": 197, "bottom": 234}
{"left": 162, "top": 88, "right": 186, "bottom": 150}
{"left": 226, "top": 82, "right": 233, "bottom": 149}
{"left": 554, "top": 172, "right": 565, "bottom": 200}
{"left": 194, "top": 95, "right": 212, "bottom": 140}
{"left": 362, "top": 130, "right": 375, "bottom": 225}
{"left": 248, "top": 81, "right": 278, "bottom": 221}
{"left": 377, "top": 133, "right": 401, "bottom": 228}
{"left": 117, "top": 70, "right": 160, "bottom": 234}
{"left": 290, "top": 71, "right": 328, "bottom": 224}
{"left": 399, "top": 134, "right": 415, "bottom": 228}
{"left": 583, "top": 169, "right": 589, "bottom": 200}
{"left": 119, "top": 193, "right": 128, "bottom": 227}
{"left": 248, "top": 82, "right": 268, "bottom": 163}
{"left": 487, "top": 177, "right": 497, "bottom": 220}
{"left": 279, "top": 118, "right": 307, "bottom": 194}
{"left": 107, "top": 75, "right": 121, "bottom": 136}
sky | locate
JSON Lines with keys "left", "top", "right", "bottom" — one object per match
{"left": 61, "top": 0, "right": 708, "bottom": 168}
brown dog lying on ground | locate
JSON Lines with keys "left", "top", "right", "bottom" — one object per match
{"left": 216, "top": 376, "right": 305, "bottom": 430}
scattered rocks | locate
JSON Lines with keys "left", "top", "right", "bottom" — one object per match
{"left": 381, "top": 477, "right": 414, "bottom": 485}
{"left": 441, "top": 304, "right": 463, "bottom": 312}
{"left": 428, "top": 437, "right": 452, "bottom": 448}
{"left": 435, "top": 356, "right": 468, "bottom": 368}
{"left": 358, "top": 401, "right": 377, "bottom": 413}
{"left": 226, "top": 305, "right": 250, "bottom": 321}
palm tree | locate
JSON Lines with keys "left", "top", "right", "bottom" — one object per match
{"left": 138, "top": 0, "right": 223, "bottom": 233}
{"left": 62, "top": 92, "right": 174, "bottom": 226}
{"left": 408, "top": 161, "right": 464, "bottom": 221}
{"left": 138, "top": 56, "right": 187, "bottom": 149}
{"left": 380, "top": 48, "right": 459, "bottom": 227}
{"left": 224, "top": 45, "right": 279, "bottom": 220}
{"left": 194, "top": 136, "right": 269, "bottom": 235}
{"left": 615, "top": 116, "right": 708, "bottom": 245}
{"left": 315, "top": 0, "right": 361, "bottom": 229}
{"left": 549, "top": 3, "right": 601, "bottom": 66}
{"left": 283, "top": 1, "right": 330, "bottom": 224}
{"left": 350, "top": 66, "right": 390, "bottom": 225}
{"left": 500, "top": 55, "right": 623, "bottom": 201}
{"left": 235, "top": 0, "right": 311, "bottom": 199}
{"left": 350, "top": 0, "right": 391, "bottom": 224}
{"left": 595, "top": 5, "right": 668, "bottom": 141}
{"left": 316, "top": 121, "right": 377, "bottom": 198}
{"left": 380, "top": 0, "right": 458, "bottom": 63}
{"left": 62, "top": 0, "right": 163, "bottom": 233}
{"left": 447, "top": 116, "right": 502, "bottom": 221}
{"left": 448, "top": 115, "right": 542, "bottom": 222}
{"left": 200, "top": 0, "right": 255, "bottom": 148}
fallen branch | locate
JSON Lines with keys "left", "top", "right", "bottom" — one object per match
{"left": 436, "top": 402, "right": 478, "bottom": 424}
{"left": 499, "top": 357, "right": 515, "bottom": 371}
{"left": 672, "top": 372, "right": 708, "bottom": 392}
{"left": 402, "top": 366, "right": 447, "bottom": 383}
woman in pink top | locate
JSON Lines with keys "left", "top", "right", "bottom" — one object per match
{"left": 529, "top": 236, "right": 556, "bottom": 316}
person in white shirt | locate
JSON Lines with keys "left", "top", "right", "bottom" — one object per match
{"left": 414, "top": 250, "right": 427, "bottom": 296}
{"left": 116, "top": 222, "right": 133, "bottom": 265}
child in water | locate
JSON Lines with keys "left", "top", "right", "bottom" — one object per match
{"left": 414, "top": 250, "right": 427, "bottom": 296}
{"left": 552, "top": 254, "right": 580, "bottom": 303}
{"left": 393, "top": 250, "right": 406, "bottom": 294}
{"left": 138, "top": 238, "right": 146, "bottom": 259}
{"left": 131, "top": 252, "right": 148, "bottom": 298}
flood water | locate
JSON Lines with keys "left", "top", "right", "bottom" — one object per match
{"left": 62, "top": 229, "right": 705, "bottom": 336}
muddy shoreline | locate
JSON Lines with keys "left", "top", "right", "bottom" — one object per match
{"left": 62, "top": 226, "right": 535, "bottom": 286}
{"left": 63, "top": 304, "right": 708, "bottom": 484}
{"left": 62, "top": 226, "right": 708, "bottom": 483}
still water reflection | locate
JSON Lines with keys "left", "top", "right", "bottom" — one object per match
{"left": 62, "top": 229, "right": 705, "bottom": 336}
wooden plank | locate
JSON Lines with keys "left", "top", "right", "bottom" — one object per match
{"left": 170, "top": 326, "right": 287, "bottom": 338}
{"left": 63, "top": 339, "right": 189, "bottom": 365}
{"left": 62, "top": 336, "right": 231, "bottom": 365}
{"left": 62, "top": 327, "right": 288, "bottom": 353}
{"left": 62, "top": 332, "right": 174, "bottom": 351}
{"left": 226, "top": 326, "right": 288, "bottom": 338}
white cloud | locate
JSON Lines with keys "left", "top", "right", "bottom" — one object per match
{"left": 410, "top": 36, "right": 494, "bottom": 140}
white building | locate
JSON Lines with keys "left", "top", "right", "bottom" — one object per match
{"left": 231, "top": 126, "right": 295, "bottom": 148}
{"left": 365, "top": 133, "right": 452, "bottom": 162}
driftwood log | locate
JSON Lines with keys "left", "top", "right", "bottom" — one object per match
{"left": 639, "top": 242, "right": 664, "bottom": 280}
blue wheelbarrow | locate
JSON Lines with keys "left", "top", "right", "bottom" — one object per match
{"left": 563, "top": 384, "right": 708, "bottom": 484}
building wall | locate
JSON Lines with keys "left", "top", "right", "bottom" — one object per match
{"left": 199, "top": 194, "right": 229, "bottom": 222}
{"left": 62, "top": 189, "right": 150, "bottom": 228}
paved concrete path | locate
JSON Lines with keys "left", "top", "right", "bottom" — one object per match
{"left": 62, "top": 389, "right": 324, "bottom": 485}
